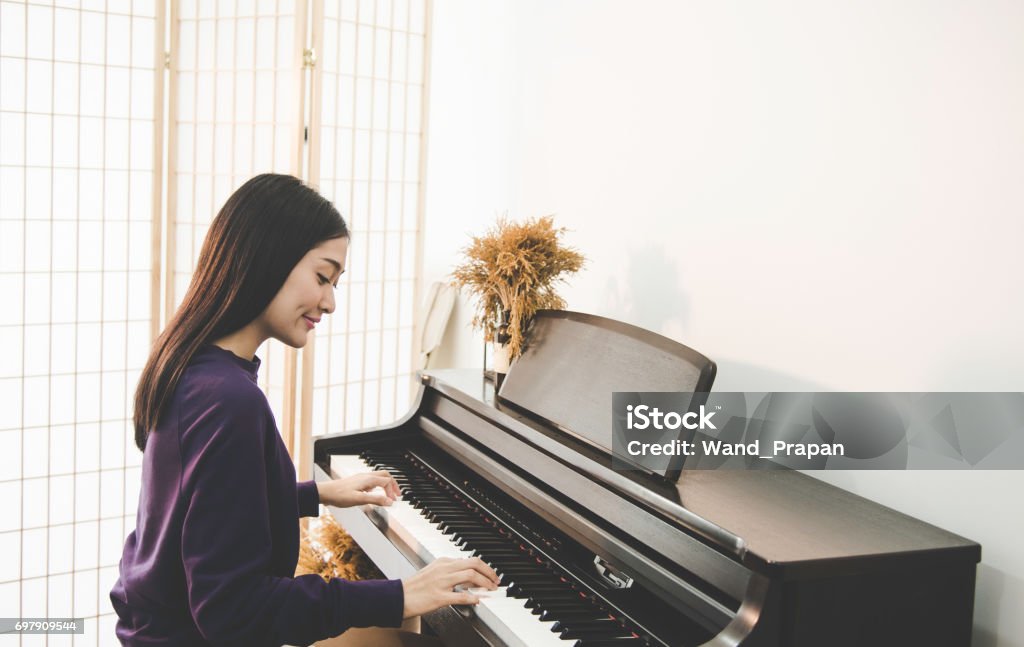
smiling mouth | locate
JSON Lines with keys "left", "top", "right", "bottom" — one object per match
{"left": 302, "top": 315, "right": 319, "bottom": 329}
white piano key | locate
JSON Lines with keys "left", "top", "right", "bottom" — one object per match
{"left": 329, "top": 454, "right": 576, "bottom": 645}
{"left": 467, "top": 587, "right": 569, "bottom": 647}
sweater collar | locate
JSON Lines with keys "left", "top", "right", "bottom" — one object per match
{"left": 201, "top": 343, "right": 262, "bottom": 381}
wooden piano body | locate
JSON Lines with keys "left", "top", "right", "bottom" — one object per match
{"left": 313, "top": 311, "right": 980, "bottom": 647}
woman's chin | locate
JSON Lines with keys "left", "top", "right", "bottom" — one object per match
{"left": 273, "top": 331, "right": 309, "bottom": 349}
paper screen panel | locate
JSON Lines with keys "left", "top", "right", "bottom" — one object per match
{"left": 305, "top": 0, "right": 429, "bottom": 438}
{"left": 167, "top": 0, "right": 304, "bottom": 427}
{"left": 0, "top": 1, "right": 161, "bottom": 643}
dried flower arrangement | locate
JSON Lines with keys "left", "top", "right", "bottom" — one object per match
{"left": 296, "top": 513, "right": 383, "bottom": 582}
{"left": 451, "top": 215, "right": 585, "bottom": 361}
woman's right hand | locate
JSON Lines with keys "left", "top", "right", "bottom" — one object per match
{"left": 401, "top": 556, "right": 501, "bottom": 618}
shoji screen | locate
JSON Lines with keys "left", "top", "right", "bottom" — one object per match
{"left": 0, "top": 1, "right": 163, "bottom": 644}
{"left": 0, "top": 0, "right": 431, "bottom": 638}
{"left": 301, "top": 0, "right": 430, "bottom": 465}
{"left": 166, "top": 0, "right": 307, "bottom": 434}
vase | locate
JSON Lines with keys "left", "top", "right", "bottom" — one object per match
{"left": 484, "top": 309, "right": 512, "bottom": 387}
{"left": 492, "top": 340, "right": 511, "bottom": 374}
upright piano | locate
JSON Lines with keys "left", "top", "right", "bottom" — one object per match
{"left": 313, "top": 311, "right": 980, "bottom": 647}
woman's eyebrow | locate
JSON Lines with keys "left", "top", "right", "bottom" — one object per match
{"left": 321, "top": 257, "right": 342, "bottom": 272}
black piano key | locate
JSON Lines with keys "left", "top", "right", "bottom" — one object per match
{"left": 426, "top": 511, "right": 476, "bottom": 521}
{"left": 558, "top": 621, "right": 633, "bottom": 640}
{"left": 528, "top": 589, "right": 593, "bottom": 606}
{"left": 479, "top": 556, "right": 532, "bottom": 565}
{"left": 488, "top": 552, "right": 538, "bottom": 561}
{"left": 475, "top": 553, "right": 524, "bottom": 564}
{"left": 470, "top": 544, "right": 523, "bottom": 552}
{"left": 451, "top": 531, "right": 500, "bottom": 539}
{"left": 501, "top": 574, "right": 559, "bottom": 588}
{"left": 457, "top": 538, "right": 509, "bottom": 547}
{"left": 494, "top": 568, "right": 553, "bottom": 579}
{"left": 487, "top": 558, "right": 546, "bottom": 567}
{"left": 424, "top": 511, "right": 469, "bottom": 522}
{"left": 514, "top": 583, "right": 575, "bottom": 597}
{"left": 446, "top": 524, "right": 496, "bottom": 531}
{"left": 443, "top": 523, "right": 496, "bottom": 532}
{"left": 524, "top": 592, "right": 587, "bottom": 607}
{"left": 458, "top": 539, "right": 509, "bottom": 548}
{"left": 488, "top": 563, "right": 550, "bottom": 572}
{"left": 508, "top": 577, "right": 570, "bottom": 590}
{"left": 498, "top": 573, "right": 551, "bottom": 586}
{"left": 514, "top": 573, "right": 577, "bottom": 589}
{"left": 485, "top": 556, "right": 543, "bottom": 565}
{"left": 525, "top": 598, "right": 586, "bottom": 612}
{"left": 431, "top": 511, "right": 480, "bottom": 519}
{"left": 532, "top": 601, "right": 600, "bottom": 615}
{"left": 543, "top": 609, "right": 612, "bottom": 623}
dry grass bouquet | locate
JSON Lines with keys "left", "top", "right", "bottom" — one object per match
{"left": 451, "top": 215, "right": 585, "bottom": 362}
{"left": 296, "top": 513, "right": 383, "bottom": 582}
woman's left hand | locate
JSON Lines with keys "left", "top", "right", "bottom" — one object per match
{"left": 316, "top": 471, "right": 401, "bottom": 508}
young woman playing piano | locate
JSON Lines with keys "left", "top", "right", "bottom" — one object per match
{"left": 110, "top": 174, "right": 499, "bottom": 646}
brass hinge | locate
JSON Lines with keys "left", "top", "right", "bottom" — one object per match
{"left": 302, "top": 48, "right": 317, "bottom": 69}
{"left": 164, "top": 51, "right": 171, "bottom": 69}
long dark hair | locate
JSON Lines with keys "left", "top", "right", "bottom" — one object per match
{"left": 133, "top": 174, "right": 348, "bottom": 451}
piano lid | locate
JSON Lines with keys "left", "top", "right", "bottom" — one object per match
{"left": 497, "top": 310, "right": 716, "bottom": 480}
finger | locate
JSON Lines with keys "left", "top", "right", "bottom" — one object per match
{"left": 468, "top": 557, "right": 500, "bottom": 584}
{"left": 444, "top": 569, "right": 489, "bottom": 589}
{"left": 465, "top": 586, "right": 501, "bottom": 599}
{"left": 443, "top": 558, "right": 498, "bottom": 586}
{"left": 368, "top": 470, "right": 398, "bottom": 490}
{"left": 449, "top": 557, "right": 487, "bottom": 573}
{"left": 386, "top": 478, "right": 402, "bottom": 499}
{"left": 347, "top": 472, "right": 383, "bottom": 490}
{"left": 445, "top": 569, "right": 497, "bottom": 591}
{"left": 446, "top": 591, "right": 480, "bottom": 606}
{"left": 359, "top": 475, "right": 395, "bottom": 492}
{"left": 363, "top": 491, "right": 393, "bottom": 506}
{"left": 469, "top": 570, "right": 497, "bottom": 590}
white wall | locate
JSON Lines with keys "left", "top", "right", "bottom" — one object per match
{"left": 423, "top": 1, "right": 1024, "bottom": 644}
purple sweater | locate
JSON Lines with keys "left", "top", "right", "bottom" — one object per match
{"left": 110, "top": 344, "right": 404, "bottom": 646}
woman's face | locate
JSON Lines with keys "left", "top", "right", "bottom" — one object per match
{"left": 257, "top": 236, "right": 349, "bottom": 348}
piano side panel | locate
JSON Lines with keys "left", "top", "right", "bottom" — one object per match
{"left": 780, "top": 563, "right": 977, "bottom": 647}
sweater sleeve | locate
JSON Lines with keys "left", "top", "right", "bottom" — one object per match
{"left": 296, "top": 480, "right": 321, "bottom": 518}
{"left": 179, "top": 388, "right": 404, "bottom": 646}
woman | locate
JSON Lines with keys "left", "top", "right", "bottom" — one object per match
{"left": 110, "top": 174, "right": 499, "bottom": 646}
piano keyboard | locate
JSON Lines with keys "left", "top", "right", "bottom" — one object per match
{"left": 331, "top": 450, "right": 657, "bottom": 647}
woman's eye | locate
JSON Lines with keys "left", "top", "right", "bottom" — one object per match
{"left": 318, "top": 274, "right": 339, "bottom": 289}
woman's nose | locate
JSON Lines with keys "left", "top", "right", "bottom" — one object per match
{"left": 320, "top": 288, "right": 335, "bottom": 314}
